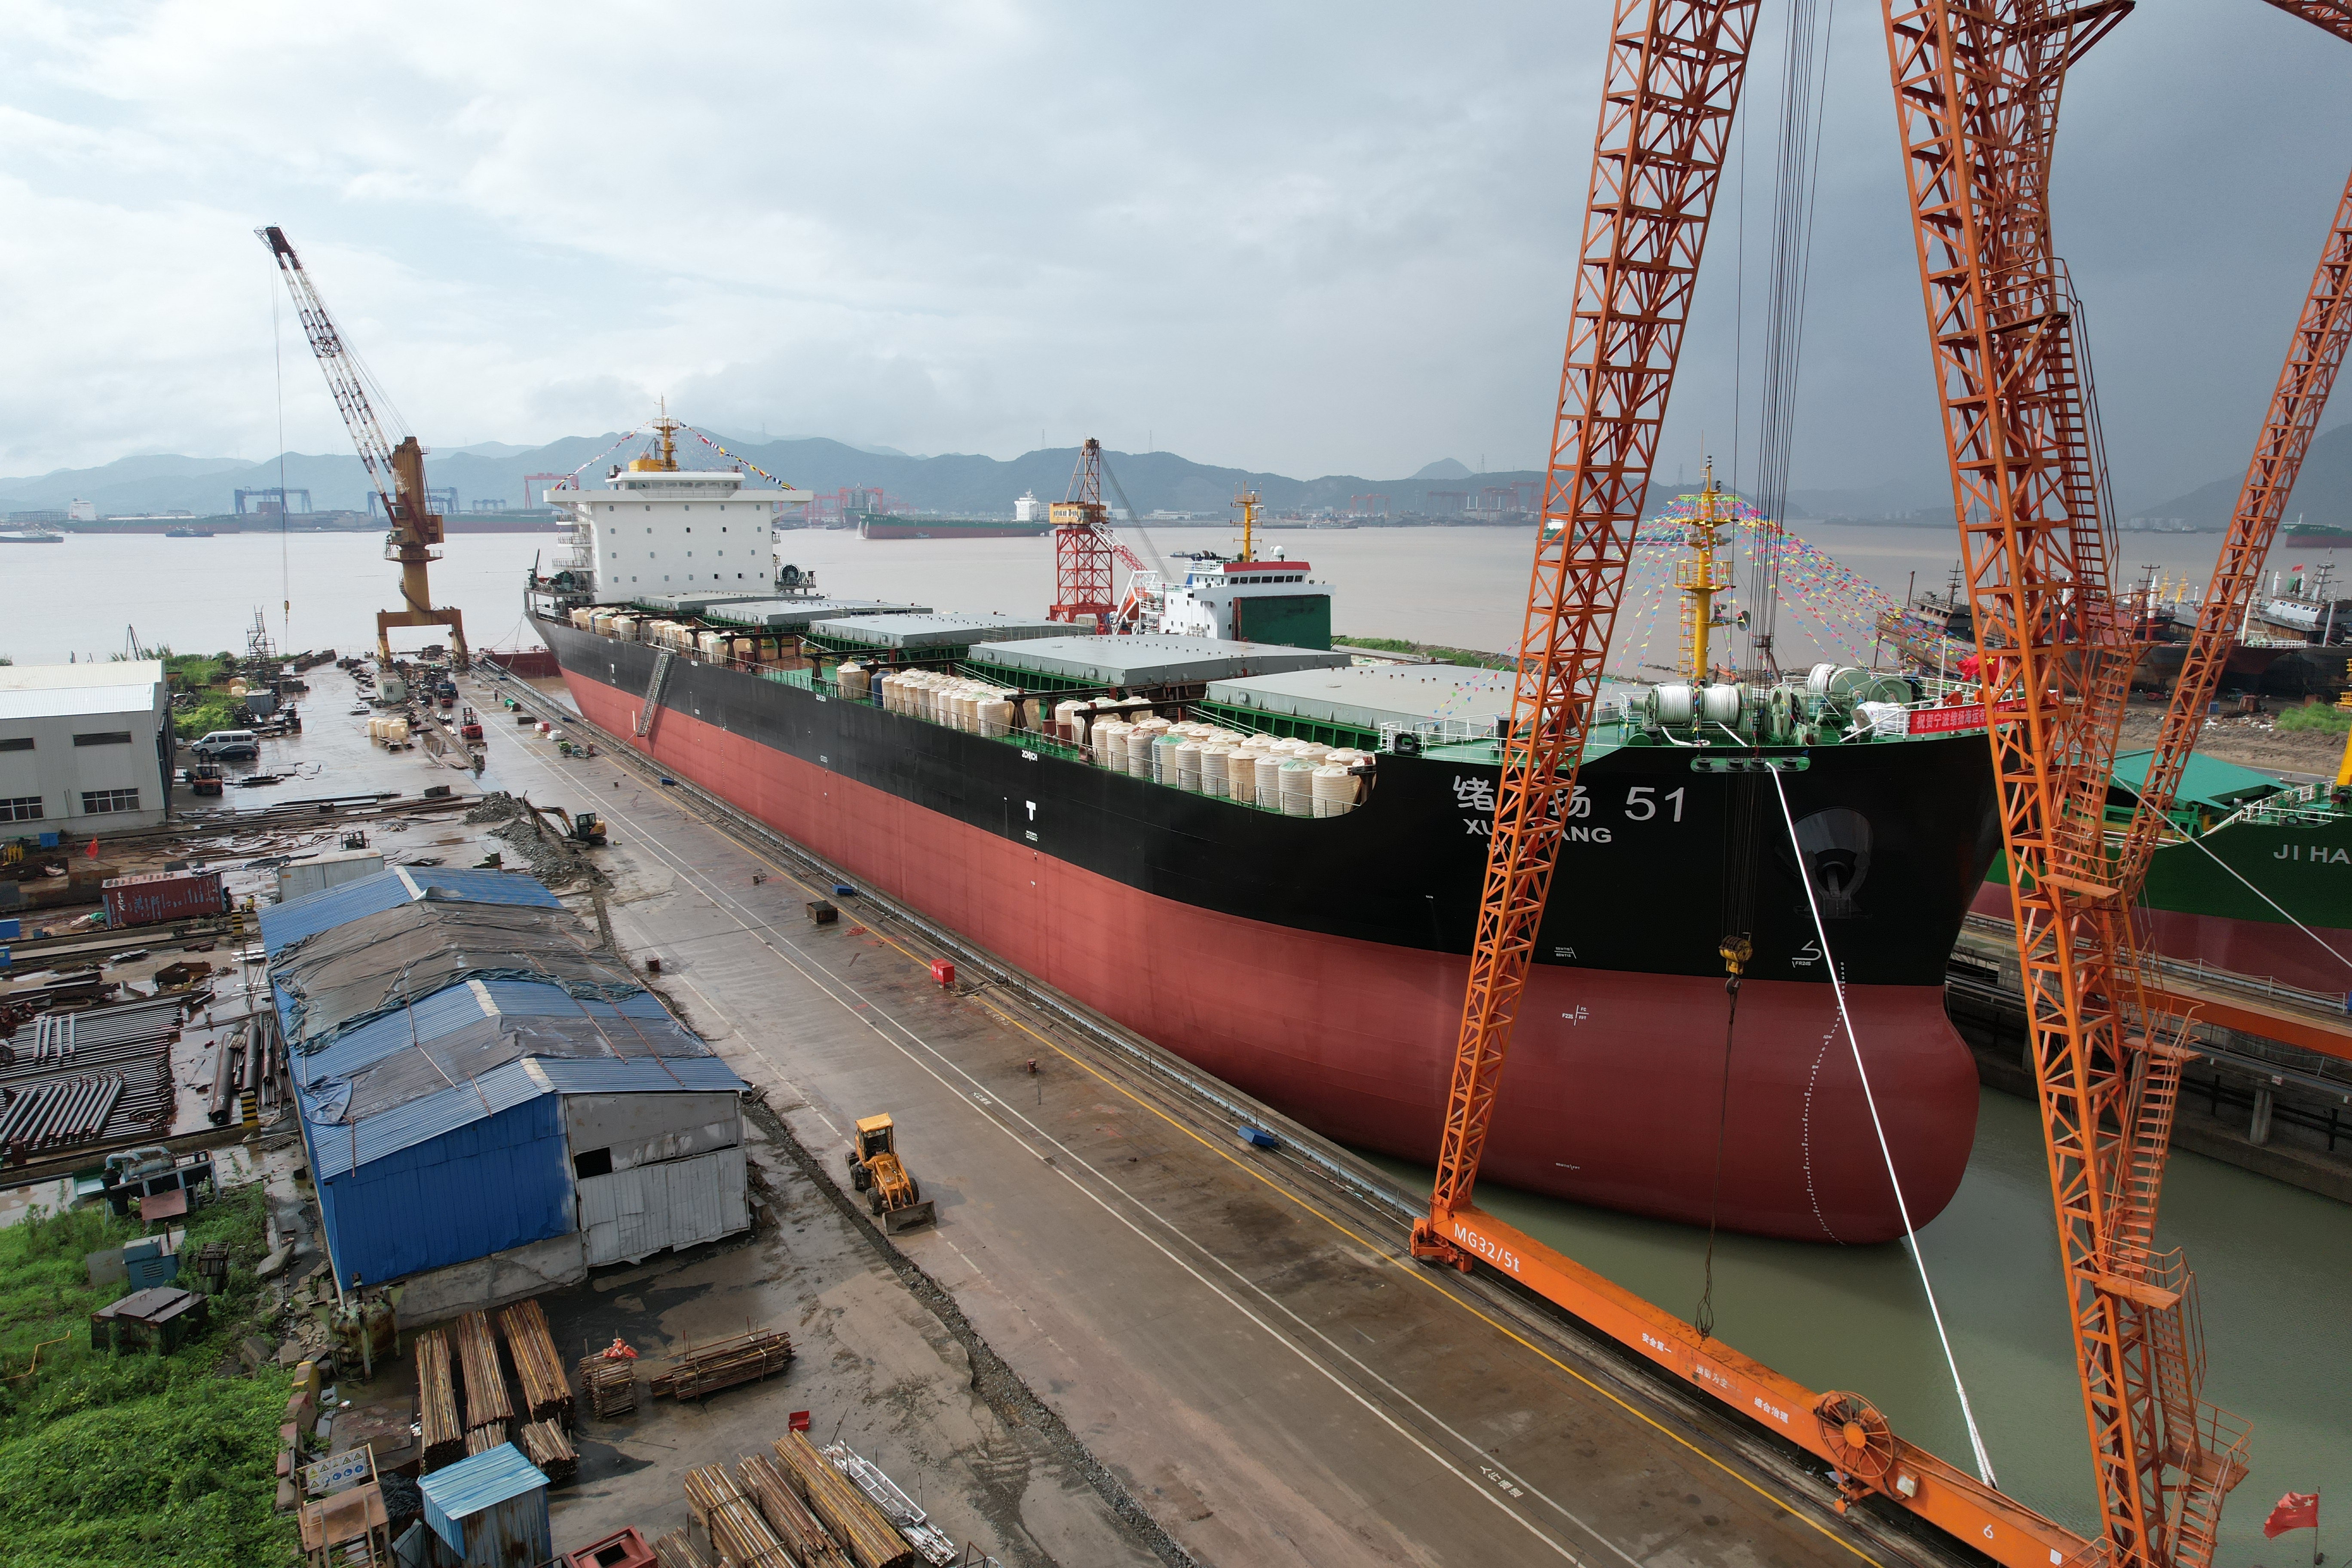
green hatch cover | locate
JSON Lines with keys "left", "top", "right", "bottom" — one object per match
{"left": 2110, "top": 747, "right": 2284, "bottom": 812}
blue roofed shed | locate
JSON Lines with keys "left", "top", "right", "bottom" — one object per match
{"left": 270, "top": 865, "right": 749, "bottom": 1313}
{"left": 418, "top": 1443, "right": 551, "bottom": 1566}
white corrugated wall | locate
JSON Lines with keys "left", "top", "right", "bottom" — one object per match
{"left": 576, "top": 1145, "right": 748, "bottom": 1267}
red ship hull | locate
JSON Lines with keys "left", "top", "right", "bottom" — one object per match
{"left": 559, "top": 670, "right": 1978, "bottom": 1243}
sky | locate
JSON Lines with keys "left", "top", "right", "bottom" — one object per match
{"left": 1, "top": 1, "right": 2347, "bottom": 508}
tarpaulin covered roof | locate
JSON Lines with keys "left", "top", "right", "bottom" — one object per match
{"left": 272, "top": 900, "right": 636, "bottom": 1053}
{"left": 259, "top": 866, "right": 564, "bottom": 954}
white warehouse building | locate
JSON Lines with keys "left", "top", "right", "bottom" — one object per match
{"left": 555, "top": 442, "right": 808, "bottom": 600}
{"left": 0, "top": 662, "right": 173, "bottom": 837}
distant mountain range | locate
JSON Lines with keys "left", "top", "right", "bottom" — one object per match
{"left": 0, "top": 437, "right": 1544, "bottom": 522}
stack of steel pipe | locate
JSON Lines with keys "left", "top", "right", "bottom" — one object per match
{"left": 0, "top": 1072, "right": 128, "bottom": 1154}
{"left": 495, "top": 1298, "right": 573, "bottom": 1424}
{"left": 465, "top": 1423, "right": 510, "bottom": 1458}
{"left": 773, "top": 1430, "right": 917, "bottom": 1568}
{"left": 454, "top": 1311, "right": 513, "bottom": 1435}
{"left": 416, "top": 1329, "right": 466, "bottom": 1470}
{"left": 683, "top": 1464, "right": 793, "bottom": 1568}
{"left": 738, "top": 1452, "right": 854, "bottom": 1568}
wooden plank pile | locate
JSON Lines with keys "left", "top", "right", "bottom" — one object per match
{"left": 466, "top": 1422, "right": 509, "bottom": 1458}
{"left": 415, "top": 1329, "right": 466, "bottom": 1471}
{"left": 518, "top": 1419, "right": 578, "bottom": 1485}
{"left": 496, "top": 1298, "right": 573, "bottom": 1425}
{"left": 652, "top": 1529, "right": 715, "bottom": 1568}
{"left": 577, "top": 1352, "right": 638, "bottom": 1418}
{"left": 772, "top": 1429, "right": 918, "bottom": 1568}
{"left": 683, "top": 1464, "right": 795, "bottom": 1568}
{"left": 454, "top": 1310, "right": 513, "bottom": 1436}
{"left": 649, "top": 1325, "right": 795, "bottom": 1402}
{"left": 737, "top": 1452, "right": 856, "bottom": 1568}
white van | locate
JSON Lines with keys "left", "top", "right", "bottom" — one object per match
{"left": 189, "top": 729, "right": 260, "bottom": 761}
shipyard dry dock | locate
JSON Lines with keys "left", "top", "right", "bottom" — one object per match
{"left": 467, "top": 667, "right": 1986, "bottom": 1568}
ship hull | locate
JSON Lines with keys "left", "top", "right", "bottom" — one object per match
{"left": 1975, "top": 814, "right": 2352, "bottom": 995}
{"left": 536, "top": 613, "right": 1997, "bottom": 1242}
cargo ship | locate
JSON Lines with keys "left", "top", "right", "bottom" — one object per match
{"left": 527, "top": 430, "right": 2000, "bottom": 1243}
{"left": 858, "top": 512, "right": 1051, "bottom": 541}
{"left": 1975, "top": 747, "right": 2352, "bottom": 996}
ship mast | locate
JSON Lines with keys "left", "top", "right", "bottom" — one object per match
{"left": 1234, "top": 487, "right": 1260, "bottom": 562}
{"left": 1675, "top": 459, "right": 1740, "bottom": 680}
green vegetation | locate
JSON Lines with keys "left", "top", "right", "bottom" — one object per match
{"left": 1332, "top": 635, "right": 1517, "bottom": 671}
{"left": 165, "top": 652, "right": 249, "bottom": 739}
{"left": 0, "top": 1183, "right": 298, "bottom": 1568}
{"left": 2277, "top": 700, "right": 2352, "bottom": 735}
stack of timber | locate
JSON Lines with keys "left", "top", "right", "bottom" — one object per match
{"left": 416, "top": 1330, "right": 465, "bottom": 1471}
{"left": 684, "top": 1464, "right": 793, "bottom": 1568}
{"left": 653, "top": 1529, "right": 716, "bottom": 1568}
{"left": 466, "top": 1423, "right": 509, "bottom": 1458}
{"left": 577, "top": 1352, "right": 637, "bottom": 1418}
{"left": 497, "top": 1298, "right": 574, "bottom": 1424}
{"left": 517, "top": 1420, "right": 577, "bottom": 1485}
{"left": 650, "top": 1325, "right": 794, "bottom": 1401}
{"left": 454, "top": 1310, "right": 514, "bottom": 1434}
{"left": 774, "top": 1429, "right": 918, "bottom": 1568}
{"left": 738, "top": 1452, "right": 855, "bottom": 1568}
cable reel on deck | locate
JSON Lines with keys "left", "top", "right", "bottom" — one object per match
{"left": 1814, "top": 1390, "right": 1900, "bottom": 1499}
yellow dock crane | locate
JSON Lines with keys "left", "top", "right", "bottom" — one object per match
{"left": 257, "top": 226, "right": 469, "bottom": 668}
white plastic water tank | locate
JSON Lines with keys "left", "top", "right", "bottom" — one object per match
{"left": 1174, "top": 740, "right": 1202, "bottom": 792}
{"left": 1093, "top": 720, "right": 1130, "bottom": 769}
{"left": 1311, "top": 764, "right": 1355, "bottom": 817}
{"left": 979, "top": 698, "right": 1014, "bottom": 738}
{"left": 1279, "top": 758, "right": 1316, "bottom": 817}
{"left": 1200, "top": 744, "right": 1231, "bottom": 798}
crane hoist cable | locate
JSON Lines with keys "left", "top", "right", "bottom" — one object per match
{"left": 1770, "top": 765, "right": 1994, "bottom": 1487}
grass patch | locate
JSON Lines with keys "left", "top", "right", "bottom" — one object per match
{"left": 1332, "top": 635, "right": 1517, "bottom": 671}
{"left": 173, "top": 695, "right": 245, "bottom": 741}
{"left": 2277, "top": 701, "right": 2352, "bottom": 735}
{"left": 0, "top": 1182, "right": 298, "bottom": 1568}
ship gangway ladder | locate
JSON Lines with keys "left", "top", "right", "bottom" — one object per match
{"left": 1402, "top": 4, "right": 2093, "bottom": 1565}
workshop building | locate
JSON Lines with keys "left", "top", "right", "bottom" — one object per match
{"left": 262, "top": 866, "right": 750, "bottom": 1321}
{"left": 0, "top": 661, "right": 172, "bottom": 836}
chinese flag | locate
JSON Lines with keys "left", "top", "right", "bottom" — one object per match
{"left": 2265, "top": 1492, "right": 2320, "bottom": 1539}
{"left": 82, "top": 837, "right": 97, "bottom": 859}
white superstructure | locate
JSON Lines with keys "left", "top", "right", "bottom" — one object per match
{"left": 1014, "top": 490, "right": 1043, "bottom": 522}
{"left": 550, "top": 419, "right": 808, "bottom": 600}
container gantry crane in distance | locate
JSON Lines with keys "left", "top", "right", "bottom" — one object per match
{"left": 1049, "top": 437, "right": 1152, "bottom": 633}
{"left": 257, "top": 226, "right": 469, "bottom": 668}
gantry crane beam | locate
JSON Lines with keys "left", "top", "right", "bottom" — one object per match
{"left": 2111, "top": 2, "right": 2352, "bottom": 899}
{"left": 1880, "top": 6, "right": 2248, "bottom": 1567}
{"left": 257, "top": 226, "right": 469, "bottom": 667}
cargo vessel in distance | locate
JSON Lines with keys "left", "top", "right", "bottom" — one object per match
{"left": 858, "top": 511, "right": 1050, "bottom": 541}
{"left": 530, "top": 432, "right": 1999, "bottom": 1243}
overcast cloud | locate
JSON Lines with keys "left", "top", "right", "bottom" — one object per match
{"left": 1, "top": 1, "right": 2346, "bottom": 506}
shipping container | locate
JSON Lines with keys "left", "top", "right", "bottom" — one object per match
{"left": 101, "top": 868, "right": 224, "bottom": 928}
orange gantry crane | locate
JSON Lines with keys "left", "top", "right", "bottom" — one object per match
{"left": 257, "top": 226, "right": 469, "bottom": 667}
{"left": 1408, "top": 1, "right": 2322, "bottom": 1565}
{"left": 1048, "top": 438, "right": 1150, "bottom": 632}
{"left": 1419, "top": 3, "right": 2080, "bottom": 1562}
